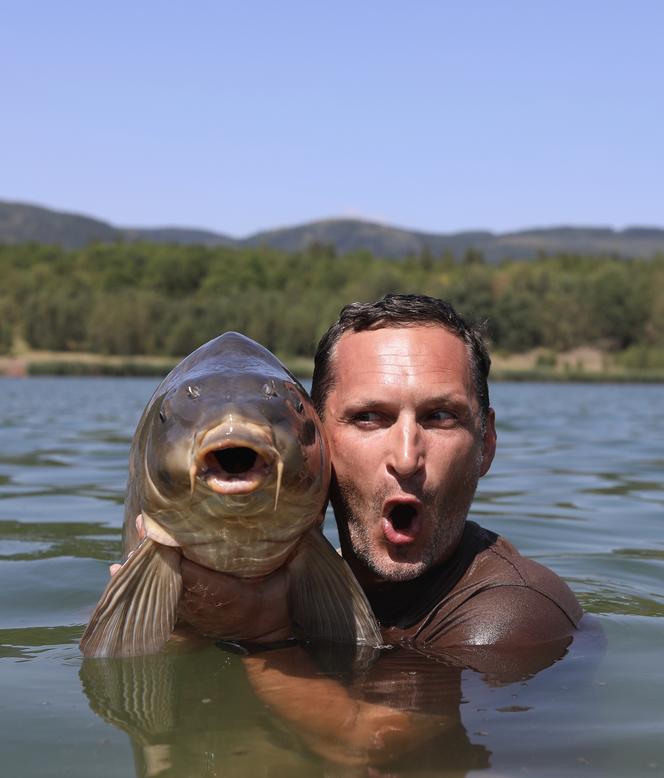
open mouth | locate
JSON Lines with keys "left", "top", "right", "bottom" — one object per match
{"left": 198, "top": 442, "right": 274, "bottom": 495}
{"left": 209, "top": 446, "right": 259, "bottom": 474}
{"left": 390, "top": 503, "right": 418, "bottom": 531}
{"left": 382, "top": 500, "right": 421, "bottom": 545}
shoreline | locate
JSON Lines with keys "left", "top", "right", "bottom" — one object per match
{"left": 1, "top": 349, "right": 663, "bottom": 383}
{"left": 0, "top": 351, "right": 316, "bottom": 380}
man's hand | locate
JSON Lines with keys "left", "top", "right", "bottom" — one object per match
{"left": 179, "top": 558, "right": 292, "bottom": 642}
{"left": 110, "top": 514, "right": 292, "bottom": 643}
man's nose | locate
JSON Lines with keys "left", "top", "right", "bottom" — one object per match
{"left": 386, "top": 417, "right": 424, "bottom": 478}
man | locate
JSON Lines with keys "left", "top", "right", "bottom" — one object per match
{"left": 178, "top": 294, "right": 582, "bottom": 651}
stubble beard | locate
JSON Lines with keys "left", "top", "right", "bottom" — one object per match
{"left": 332, "top": 473, "right": 480, "bottom": 583}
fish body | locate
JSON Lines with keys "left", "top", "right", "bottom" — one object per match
{"left": 81, "top": 332, "right": 380, "bottom": 657}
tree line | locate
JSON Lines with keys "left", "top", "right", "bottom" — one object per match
{"left": 1, "top": 241, "right": 662, "bottom": 364}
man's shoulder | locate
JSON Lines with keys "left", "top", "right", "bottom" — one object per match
{"left": 465, "top": 524, "right": 582, "bottom": 624}
{"left": 409, "top": 522, "right": 584, "bottom": 650}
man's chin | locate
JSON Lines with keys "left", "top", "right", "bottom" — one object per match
{"left": 346, "top": 522, "right": 438, "bottom": 582}
{"left": 363, "top": 551, "right": 431, "bottom": 582}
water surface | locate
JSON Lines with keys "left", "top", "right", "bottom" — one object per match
{"left": 0, "top": 378, "right": 662, "bottom": 776}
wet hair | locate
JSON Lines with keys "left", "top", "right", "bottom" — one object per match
{"left": 311, "top": 294, "right": 491, "bottom": 425}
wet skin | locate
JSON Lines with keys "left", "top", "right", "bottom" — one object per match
{"left": 323, "top": 325, "right": 496, "bottom": 584}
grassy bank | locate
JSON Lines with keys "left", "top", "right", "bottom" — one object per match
{"left": 490, "top": 346, "right": 664, "bottom": 383}
{"left": 1, "top": 347, "right": 662, "bottom": 382}
{"left": 0, "top": 350, "right": 315, "bottom": 379}
{"left": 490, "top": 367, "right": 664, "bottom": 383}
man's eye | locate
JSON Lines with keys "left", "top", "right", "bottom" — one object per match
{"left": 352, "top": 411, "right": 383, "bottom": 425}
{"left": 427, "top": 410, "right": 455, "bottom": 423}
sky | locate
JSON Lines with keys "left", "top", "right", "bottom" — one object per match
{"left": 2, "top": 1, "right": 663, "bottom": 237}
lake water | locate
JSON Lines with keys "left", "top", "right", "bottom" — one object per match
{"left": 0, "top": 377, "right": 662, "bottom": 777}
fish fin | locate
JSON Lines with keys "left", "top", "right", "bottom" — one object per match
{"left": 287, "top": 529, "right": 382, "bottom": 646}
{"left": 80, "top": 539, "right": 182, "bottom": 657}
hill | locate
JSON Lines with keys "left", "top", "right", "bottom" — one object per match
{"left": 1, "top": 200, "right": 664, "bottom": 261}
{"left": 122, "top": 226, "right": 234, "bottom": 246}
{"left": 0, "top": 201, "right": 234, "bottom": 250}
{"left": 0, "top": 201, "right": 118, "bottom": 248}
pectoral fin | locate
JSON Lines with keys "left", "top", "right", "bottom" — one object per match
{"left": 287, "top": 529, "right": 382, "bottom": 646}
{"left": 80, "top": 539, "right": 182, "bottom": 657}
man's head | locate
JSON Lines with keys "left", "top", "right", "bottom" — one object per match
{"left": 312, "top": 294, "right": 491, "bottom": 430}
{"left": 312, "top": 294, "right": 496, "bottom": 583}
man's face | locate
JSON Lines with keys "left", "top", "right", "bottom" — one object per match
{"left": 322, "top": 325, "right": 496, "bottom": 583}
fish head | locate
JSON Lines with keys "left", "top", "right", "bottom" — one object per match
{"left": 139, "top": 336, "right": 330, "bottom": 549}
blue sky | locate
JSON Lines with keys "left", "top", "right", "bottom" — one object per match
{"left": 2, "top": 1, "right": 662, "bottom": 236}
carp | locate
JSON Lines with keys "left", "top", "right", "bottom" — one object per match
{"left": 80, "top": 332, "right": 380, "bottom": 657}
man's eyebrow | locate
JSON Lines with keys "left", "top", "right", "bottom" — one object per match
{"left": 341, "top": 398, "right": 390, "bottom": 413}
{"left": 420, "top": 393, "right": 472, "bottom": 408}
{"left": 342, "top": 393, "right": 471, "bottom": 411}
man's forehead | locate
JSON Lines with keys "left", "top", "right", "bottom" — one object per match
{"left": 336, "top": 323, "right": 467, "bottom": 355}
{"left": 331, "top": 325, "right": 472, "bottom": 384}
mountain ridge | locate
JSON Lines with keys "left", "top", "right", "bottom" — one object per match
{"left": 1, "top": 199, "right": 663, "bottom": 262}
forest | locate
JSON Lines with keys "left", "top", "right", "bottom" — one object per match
{"left": 1, "top": 241, "right": 662, "bottom": 372}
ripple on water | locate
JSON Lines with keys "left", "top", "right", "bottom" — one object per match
{"left": 0, "top": 452, "right": 71, "bottom": 468}
{"left": 0, "top": 493, "right": 122, "bottom": 524}
{"left": 0, "top": 539, "right": 54, "bottom": 558}
{"left": 0, "top": 520, "right": 121, "bottom": 563}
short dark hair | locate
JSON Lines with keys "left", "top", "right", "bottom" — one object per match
{"left": 311, "top": 294, "right": 491, "bottom": 425}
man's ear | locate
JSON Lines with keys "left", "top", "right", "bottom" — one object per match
{"left": 479, "top": 407, "right": 496, "bottom": 477}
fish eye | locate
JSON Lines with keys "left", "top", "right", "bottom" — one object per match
{"left": 284, "top": 382, "right": 305, "bottom": 413}
{"left": 159, "top": 408, "right": 167, "bottom": 423}
{"left": 186, "top": 385, "right": 200, "bottom": 399}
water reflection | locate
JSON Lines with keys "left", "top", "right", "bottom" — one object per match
{"left": 80, "top": 630, "right": 592, "bottom": 776}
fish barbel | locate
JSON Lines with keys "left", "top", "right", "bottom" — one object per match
{"left": 80, "top": 332, "right": 380, "bottom": 656}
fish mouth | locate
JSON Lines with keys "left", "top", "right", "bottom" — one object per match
{"left": 195, "top": 428, "right": 279, "bottom": 496}
{"left": 382, "top": 498, "right": 422, "bottom": 546}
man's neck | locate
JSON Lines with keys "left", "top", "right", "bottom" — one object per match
{"left": 351, "top": 523, "right": 491, "bottom": 630}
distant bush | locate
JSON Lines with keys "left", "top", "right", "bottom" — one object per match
{"left": 0, "top": 242, "right": 661, "bottom": 359}
{"left": 535, "top": 350, "right": 557, "bottom": 369}
{"left": 616, "top": 345, "right": 664, "bottom": 371}
{"left": 27, "top": 360, "right": 173, "bottom": 377}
